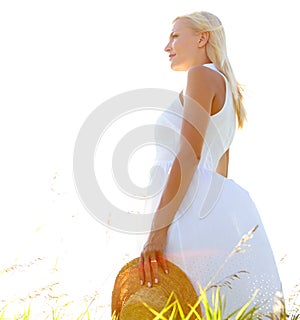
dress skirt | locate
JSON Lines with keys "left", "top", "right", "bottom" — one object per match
{"left": 147, "top": 160, "right": 283, "bottom": 317}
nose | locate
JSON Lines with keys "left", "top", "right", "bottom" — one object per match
{"left": 164, "top": 41, "right": 171, "bottom": 53}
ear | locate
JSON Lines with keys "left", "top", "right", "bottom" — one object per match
{"left": 198, "top": 31, "right": 210, "bottom": 48}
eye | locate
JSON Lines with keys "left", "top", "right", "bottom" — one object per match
{"left": 170, "top": 32, "right": 179, "bottom": 39}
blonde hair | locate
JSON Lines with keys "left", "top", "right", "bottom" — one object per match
{"left": 174, "top": 11, "right": 246, "bottom": 128}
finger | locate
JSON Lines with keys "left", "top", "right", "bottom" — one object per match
{"left": 138, "top": 256, "right": 145, "bottom": 286}
{"left": 158, "top": 254, "right": 169, "bottom": 274}
{"left": 150, "top": 256, "right": 159, "bottom": 284}
{"left": 143, "top": 257, "right": 152, "bottom": 288}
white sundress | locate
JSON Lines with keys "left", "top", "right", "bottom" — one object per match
{"left": 144, "top": 63, "right": 283, "bottom": 317}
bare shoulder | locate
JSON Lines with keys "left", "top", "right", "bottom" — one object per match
{"left": 185, "top": 64, "right": 226, "bottom": 114}
{"left": 186, "top": 64, "right": 226, "bottom": 110}
{"left": 187, "top": 64, "right": 224, "bottom": 87}
{"left": 186, "top": 64, "right": 219, "bottom": 100}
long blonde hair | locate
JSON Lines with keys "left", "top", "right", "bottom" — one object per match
{"left": 174, "top": 11, "right": 246, "bottom": 128}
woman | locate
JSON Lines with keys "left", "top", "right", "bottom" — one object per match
{"left": 138, "top": 11, "right": 283, "bottom": 316}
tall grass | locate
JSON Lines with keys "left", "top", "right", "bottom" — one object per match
{"left": 1, "top": 225, "right": 299, "bottom": 319}
{"left": 111, "top": 287, "right": 293, "bottom": 320}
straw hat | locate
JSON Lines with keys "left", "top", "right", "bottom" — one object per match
{"left": 111, "top": 257, "right": 200, "bottom": 319}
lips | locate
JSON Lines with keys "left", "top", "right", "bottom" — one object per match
{"left": 169, "top": 53, "right": 176, "bottom": 60}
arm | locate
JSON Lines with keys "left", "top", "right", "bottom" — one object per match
{"left": 216, "top": 148, "right": 230, "bottom": 177}
{"left": 148, "top": 66, "right": 214, "bottom": 231}
{"left": 139, "top": 66, "right": 215, "bottom": 286}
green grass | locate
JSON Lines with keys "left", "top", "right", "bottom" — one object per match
{"left": 0, "top": 290, "right": 295, "bottom": 320}
{"left": 144, "top": 287, "right": 262, "bottom": 320}
{"left": 111, "top": 286, "right": 295, "bottom": 320}
{"left": 0, "top": 275, "right": 299, "bottom": 320}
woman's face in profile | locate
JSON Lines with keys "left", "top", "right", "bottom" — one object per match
{"left": 164, "top": 19, "right": 200, "bottom": 71}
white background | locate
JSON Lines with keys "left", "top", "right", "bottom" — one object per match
{"left": 1, "top": 0, "right": 300, "bottom": 317}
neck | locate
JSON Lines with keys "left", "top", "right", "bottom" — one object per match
{"left": 186, "top": 56, "right": 212, "bottom": 71}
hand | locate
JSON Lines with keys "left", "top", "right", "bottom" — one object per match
{"left": 138, "top": 229, "right": 169, "bottom": 287}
